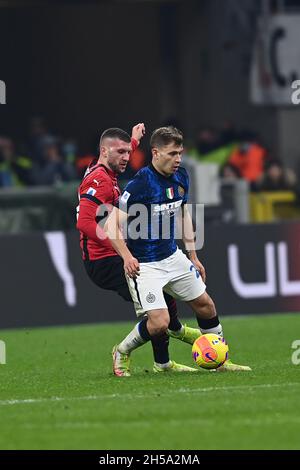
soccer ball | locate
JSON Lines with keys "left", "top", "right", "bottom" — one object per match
{"left": 192, "top": 334, "right": 229, "bottom": 369}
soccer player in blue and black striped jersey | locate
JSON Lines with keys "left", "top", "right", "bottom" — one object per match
{"left": 106, "top": 126, "right": 251, "bottom": 375}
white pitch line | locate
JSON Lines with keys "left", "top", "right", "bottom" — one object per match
{"left": 11, "top": 414, "right": 300, "bottom": 431}
{"left": 0, "top": 382, "right": 299, "bottom": 407}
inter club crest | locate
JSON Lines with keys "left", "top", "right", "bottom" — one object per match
{"left": 166, "top": 187, "right": 174, "bottom": 199}
{"left": 146, "top": 292, "right": 156, "bottom": 303}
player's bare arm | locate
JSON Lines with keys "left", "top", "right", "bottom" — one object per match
{"left": 180, "top": 204, "right": 206, "bottom": 282}
{"left": 104, "top": 207, "right": 140, "bottom": 279}
{"left": 131, "top": 123, "right": 145, "bottom": 144}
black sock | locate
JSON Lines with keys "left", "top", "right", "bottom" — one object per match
{"left": 139, "top": 316, "right": 170, "bottom": 364}
{"left": 197, "top": 316, "right": 220, "bottom": 330}
{"left": 151, "top": 333, "right": 170, "bottom": 364}
{"left": 164, "top": 293, "right": 182, "bottom": 331}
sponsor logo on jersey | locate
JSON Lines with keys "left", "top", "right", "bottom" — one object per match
{"left": 87, "top": 187, "right": 97, "bottom": 196}
{"left": 153, "top": 199, "right": 183, "bottom": 214}
{"left": 120, "top": 191, "right": 131, "bottom": 203}
{"left": 146, "top": 292, "right": 156, "bottom": 303}
{"left": 166, "top": 187, "right": 174, "bottom": 199}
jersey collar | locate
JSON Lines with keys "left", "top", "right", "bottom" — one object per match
{"left": 149, "top": 163, "right": 174, "bottom": 180}
{"left": 83, "top": 161, "right": 118, "bottom": 181}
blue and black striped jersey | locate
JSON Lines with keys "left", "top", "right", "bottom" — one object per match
{"left": 119, "top": 163, "right": 189, "bottom": 263}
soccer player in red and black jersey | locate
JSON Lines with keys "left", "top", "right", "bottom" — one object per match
{"left": 77, "top": 125, "right": 200, "bottom": 376}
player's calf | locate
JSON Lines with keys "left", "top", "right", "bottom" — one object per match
{"left": 188, "top": 292, "right": 223, "bottom": 337}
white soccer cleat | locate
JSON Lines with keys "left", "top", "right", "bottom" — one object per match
{"left": 112, "top": 345, "right": 131, "bottom": 377}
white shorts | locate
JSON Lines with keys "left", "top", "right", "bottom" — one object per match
{"left": 126, "top": 248, "right": 206, "bottom": 317}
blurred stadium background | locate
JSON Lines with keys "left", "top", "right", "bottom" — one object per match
{"left": 1, "top": 0, "right": 300, "bottom": 452}
{"left": 1, "top": 0, "right": 300, "bottom": 328}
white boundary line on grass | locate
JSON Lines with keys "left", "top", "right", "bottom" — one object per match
{"left": 0, "top": 382, "right": 299, "bottom": 407}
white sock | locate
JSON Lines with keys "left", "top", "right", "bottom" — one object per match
{"left": 200, "top": 324, "right": 223, "bottom": 337}
{"left": 154, "top": 361, "right": 172, "bottom": 369}
{"left": 118, "top": 324, "right": 147, "bottom": 354}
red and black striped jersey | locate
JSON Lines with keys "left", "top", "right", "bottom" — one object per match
{"left": 76, "top": 138, "right": 138, "bottom": 261}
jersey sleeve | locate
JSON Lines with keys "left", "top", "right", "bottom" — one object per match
{"left": 181, "top": 168, "right": 189, "bottom": 204}
{"left": 77, "top": 177, "right": 114, "bottom": 243}
{"left": 117, "top": 174, "right": 146, "bottom": 213}
{"left": 131, "top": 137, "right": 138, "bottom": 154}
{"left": 76, "top": 198, "right": 102, "bottom": 243}
{"left": 80, "top": 178, "right": 113, "bottom": 206}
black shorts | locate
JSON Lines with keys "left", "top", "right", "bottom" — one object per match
{"left": 84, "top": 255, "right": 132, "bottom": 302}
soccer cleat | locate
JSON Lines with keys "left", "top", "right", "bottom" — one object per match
{"left": 215, "top": 359, "right": 252, "bottom": 372}
{"left": 112, "top": 345, "right": 131, "bottom": 377}
{"left": 153, "top": 360, "right": 198, "bottom": 373}
{"left": 168, "top": 324, "right": 201, "bottom": 345}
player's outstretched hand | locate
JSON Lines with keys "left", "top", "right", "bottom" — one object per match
{"left": 124, "top": 255, "right": 140, "bottom": 279}
{"left": 131, "top": 123, "right": 145, "bottom": 144}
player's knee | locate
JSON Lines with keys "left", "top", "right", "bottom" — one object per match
{"left": 159, "top": 317, "right": 170, "bottom": 333}
{"left": 153, "top": 325, "right": 167, "bottom": 335}
{"left": 149, "top": 319, "right": 169, "bottom": 335}
{"left": 147, "top": 311, "right": 169, "bottom": 335}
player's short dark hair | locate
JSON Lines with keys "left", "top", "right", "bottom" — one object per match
{"left": 100, "top": 128, "right": 131, "bottom": 146}
{"left": 150, "top": 126, "right": 183, "bottom": 148}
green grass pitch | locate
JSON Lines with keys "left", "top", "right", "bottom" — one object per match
{"left": 0, "top": 313, "right": 300, "bottom": 450}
